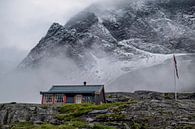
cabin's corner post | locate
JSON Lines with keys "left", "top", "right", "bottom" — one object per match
{"left": 94, "top": 93, "right": 99, "bottom": 104}
{"left": 41, "top": 94, "right": 44, "bottom": 104}
{"left": 103, "top": 87, "right": 106, "bottom": 103}
{"left": 52, "top": 94, "right": 55, "bottom": 104}
{"left": 81, "top": 95, "right": 83, "bottom": 103}
{"left": 74, "top": 95, "right": 76, "bottom": 104}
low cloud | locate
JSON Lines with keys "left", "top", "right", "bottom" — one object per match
{"left": 0, "top": 0, "right": 98, "bottom": 50}
{"left": 0, "top": 0, "right": 100, "bottom": 103}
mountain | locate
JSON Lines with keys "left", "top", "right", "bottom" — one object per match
{"left": 18, "top": 0, "right": 195, "bottom": 92}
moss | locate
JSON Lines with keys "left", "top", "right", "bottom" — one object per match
{"left": 130, "top": 122, "right": 149, "bottom": 129}
{"left": 175, "top": 124, "right": 195, "bottom": 129}
{"left": 11, "top": 121, "right": 117, "bottom": 129}
{"left": 11, "top": 122, "right": 60, "bottom": 129}
{"left": 64, "top": 121, "right": 89, "bottom": 128}
{"left": 58, "top": 125, "right": 76, "bottom": 129}
{"left": 11, "top": 121, "right": 87, "bottom": 129}
{"left": 57, "top": 102, "right": 132, "bottom": 121}
{"left": 131, "top": 122, "right": 142, "bottom": 129}
{"left": 11, "top": 122, "right": 35, "bottom": 129}
{"left": 183, "top": 125, "right": 194, "bottom": 129}
{"left": 92, "top": 124, "right": 117, "bottom": 129}
{"left": 59, "top": 102, "right": 134, "bottom": 113}
{"left": 56, "top": 114, "right": 81, "bottom": 121}
{"left": 164, "top": 93, "right": 174, "bottom": 99}
{"left": 111, "top": 107, "right": 121, "bottom": 113}
{"left": 41, "top": 105, "right": 49, "bottom": 109}
{"left": 38, "top": 124, "right": 58, "bottom": 129}
{"left": 59, "top": 102, "right": 129, "bottom": 114}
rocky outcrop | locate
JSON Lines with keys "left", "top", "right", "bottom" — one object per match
{"left": 0, "top": 91, "right": 195, "bottom": 129}
{"left": 0, "top": 104, "right": 59, "bottom": 126}
{"left": 106, "top": 91, "right": 195, "bottom": 102}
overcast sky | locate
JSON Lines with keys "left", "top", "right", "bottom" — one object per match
{"left": 0, "top": 0, "right": 97, "bottom": 74}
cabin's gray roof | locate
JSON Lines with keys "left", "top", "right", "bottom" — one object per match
{"left": 40, "top": 85, "right": 104, "bottom": 94}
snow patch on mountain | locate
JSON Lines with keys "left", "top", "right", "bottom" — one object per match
{"left": 89, "top": 49, "right": 176, "bottom": 85}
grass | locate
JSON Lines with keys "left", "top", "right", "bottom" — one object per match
{"left": 93, "top": 124, "right": 117, "bottom": 129}
{"left": 57, "top": 102, "right": 132, "bottom": 121}
{"left": 59, "top": 102, "right": 130, "bottom": 114}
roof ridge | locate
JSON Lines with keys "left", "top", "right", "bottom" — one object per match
{"left": 52, "top": 85, "right": 104, "bottom": 87}
{"left": 40, "top": 85, "right": 104, "bottom": 94}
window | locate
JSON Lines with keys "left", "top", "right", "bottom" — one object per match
{"left": 83, "top": 96, "right": 94, "bottom": 103}
{"left": 55, "top": 94, "right": 64, "bottom": 103}
{"left": 45, "top": 94, "right": 52, "bottom": 103}
{"left": 75, "top": 95, "right": 82, "bottom": 104}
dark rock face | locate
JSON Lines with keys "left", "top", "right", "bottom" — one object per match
{"left": 0, "top": 103, "right": 59, "bottom": 126}
{"left": 65, "top": 11, "right": 99, "bottom": 33}
{"left": 19, "top": 0, "right": 195, "bottom": 69}
{"left": 101, "top": 8, "right": 157, "bottom": 42}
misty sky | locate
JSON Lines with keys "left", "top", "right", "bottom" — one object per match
{"left": 0, "top": 0, "right": 98, "bottom": 74}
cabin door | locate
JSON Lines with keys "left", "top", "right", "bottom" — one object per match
{"left": 66, "top": 96, "right": 74, "bottom": 104}
{"left": 75, "top": 95, "right": 82, "bottom": 104}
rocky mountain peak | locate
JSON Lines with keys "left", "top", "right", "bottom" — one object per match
{"left": 65, "top": 11, "right": 99, "bottom": 33}
{"left": 45, "top": 22, "right": 64, "bottom": 38}
{"left": 17, "top": 0, "right": 195, "bottom": 91}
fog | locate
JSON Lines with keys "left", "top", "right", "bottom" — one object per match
{"left": 0, "top": 0, "right": 195, "bottom": 103}
{"left": 109, "top": 54, "right": 195, "bottom": 92}
{"left": 0, "top": 0, "right": 100, "bottom": 75}
{"left": 1, "top": 50, "right": 194, "bottom": 103}
{"left": 0, "top": 0, "right": 100, "bottom": 103}
{"left": 0, "top": 0, "right": 100, "bottom": 49}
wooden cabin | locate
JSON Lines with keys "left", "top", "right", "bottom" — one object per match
{"left": 40, "top": 82, "right": 106, "bottom": 105}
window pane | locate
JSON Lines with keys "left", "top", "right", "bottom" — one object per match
{"left": 55, "top": 94, "right": 64, "bottom": 103}
{"left": 45, "top": 94, "right": 52, "bottom": 103}
{"left": 83, "top": 96, "right": 94, "bottom": 103}
{"left": 76, "top": 95, "right": 82, "bottom": 104}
